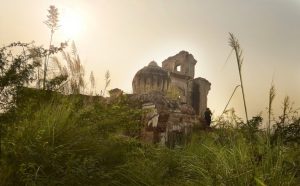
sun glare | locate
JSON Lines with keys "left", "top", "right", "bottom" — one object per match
{"left": 60, "top": 9, "right": 84, "bottom": 39}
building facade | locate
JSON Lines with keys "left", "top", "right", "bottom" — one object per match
{"left": 132, "top": 51, "right": 211, "bottom": 117}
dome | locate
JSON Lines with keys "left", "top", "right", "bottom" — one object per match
{"left": 148, "top": 61, "right": 158, "bottom": 67}
{"left": 132, "top": 61, "right": 170, "bottom": 94}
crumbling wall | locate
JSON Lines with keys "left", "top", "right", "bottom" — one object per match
{"left": 130, "top": 92, "right": 200, "bottom": 146}
{"left": 193, "top": 77, "right": 211, "bottom": 117}
{"left": 162, "top": 51, "right": 197, "bottom": 78}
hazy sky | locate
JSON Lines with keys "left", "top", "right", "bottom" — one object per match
{"left": 1, "top": 0, "right": 300, "bottom": 120}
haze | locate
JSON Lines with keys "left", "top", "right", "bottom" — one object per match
{"left": 1, "top": 0, "right": 299, "bottom": 120}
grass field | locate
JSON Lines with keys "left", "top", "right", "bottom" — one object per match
{"left": 0, "top": 89, "right": 299, "bottom": 186}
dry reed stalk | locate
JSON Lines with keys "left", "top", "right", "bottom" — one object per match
{"left": 267, "top": 84, "right": 276, "bottom": 137}
{"left": 281, "top": 96, "right": 290, "bottom": 125}
{"left": 43, "top": 5, "right": 60, "bottom": 89}
{"left": 228, "top": 33, "right": 249, "bottom": 123}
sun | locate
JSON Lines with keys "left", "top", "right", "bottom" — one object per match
{"left": 60, "top": 9, "right": 84, "bottom": 39}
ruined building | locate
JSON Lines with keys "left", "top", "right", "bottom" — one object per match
{"left": 132, "top": 51, "right": 211, "bottom": 116}
{"left": 131, "top": 51, "right": 211, "bottom": 146}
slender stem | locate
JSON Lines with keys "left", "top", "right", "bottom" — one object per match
{"left": 220, "top": 85, "right": 241, "bottom": 117}
{"left": 268, "top": 93, "right": 271, "bottom": 135}
{"left": 0, "top": 117, "right": 1, "bottom": 158}
{"left": 37, "top": 67, "right": 40, "bottom": 88}
{"left": 233, "top": 45, "right": 249, "bottom": 124}
{"left": 267, "top": 85, "right": 275, "bottom": 138}
{"left": 43, "top": 30, "right": 54, "bottom": 89}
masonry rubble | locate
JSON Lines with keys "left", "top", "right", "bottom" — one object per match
{"left": 129, "top": 91, "right": 198, "bottom": 146}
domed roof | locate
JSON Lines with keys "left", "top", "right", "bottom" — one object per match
{"left": 133, "top": 61, "right": 169, "bottom": 79}
{"left": 148, "top": 61, "right": 158, "bottom": 67}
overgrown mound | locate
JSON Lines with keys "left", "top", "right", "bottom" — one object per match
{"left": 0, "top": 89, "right": 299, "bottom": 185}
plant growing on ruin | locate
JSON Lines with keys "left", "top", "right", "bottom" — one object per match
{"left": 166, "top": 85, "right": 182, "bottom": 101}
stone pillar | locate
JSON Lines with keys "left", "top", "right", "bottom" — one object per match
{"left": 186, "top": 79, "right": 194, "bottom": 106}
{"left": 193, "top": 78, "right": 211, "bottom": 117}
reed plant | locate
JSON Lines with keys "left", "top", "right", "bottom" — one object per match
{"left": 267, "top": 84, "right": 276, "bottom": 138}
{"left": 43, "top": 5, "right": 60, "bottom": 89}
{"left": 229, "top": 33, "right": 249, "bottom": 123}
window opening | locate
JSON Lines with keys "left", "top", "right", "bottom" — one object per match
{"left": 175, "top": 65, "right": 181, "bottom": 72}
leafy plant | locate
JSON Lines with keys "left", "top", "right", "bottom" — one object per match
{"left": 0, "top": 42, "right": 64, "bottom": 111}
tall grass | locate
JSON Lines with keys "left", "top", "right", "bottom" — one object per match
{"left": 43, "top": 5, "right": 59, "bottom": 89}
{"left": 0, "top": 89, "right": 141, "bottom": 185}
{"left": 268, "top": 84, "right": 276, "bottom": 138}
{"left": 0, "top": 89, "right": 299, "bottom": 185}
{"left": 281, "top": 96, "right": 290, "bottom": 125}
{"left": 229, "top": 33, "right": 249, "bottom": 123}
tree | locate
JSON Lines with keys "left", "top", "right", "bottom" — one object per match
{"left": 0, "top": 42, "right": 65, "bottom": 156}
{"left": 0, "top": 42, "right": 41, "bottom": 111}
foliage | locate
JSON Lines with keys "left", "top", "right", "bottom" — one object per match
{"left": 46, "top": 74, "right": 68, "bottom": 90}
{"left": 0, "top": 89, "right": 299, "bottom": 185}
{"left": 214, "top": 108, "right": 243, "bottom": 129}
{"left": 166, "top": 85, "right": 182, "bottom": 101}
{"left": 0, "top": 42, "right": 64, "bottom": 112}
{"left": 0, "top": 42, "right": 38, "bottom": 112}
{"left": 273, "top": 119, "right": 300, "bottom": 144}
{"left": 0, "top": 88, "right": 143, "bottom": 185}
{"left": 239, "top": 115, "right": 263, "bottom": 142}
{"left": 272, "top": 96, "right": 300, "bottom": 145}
